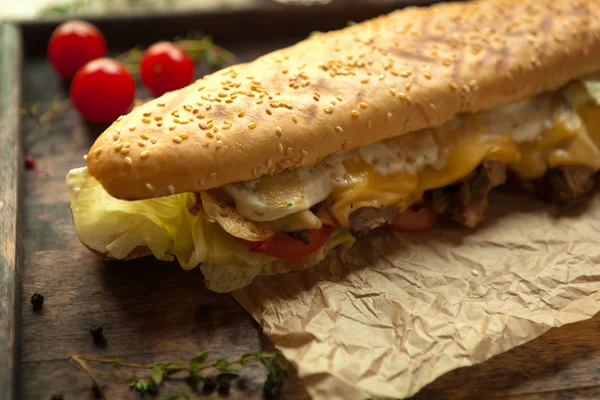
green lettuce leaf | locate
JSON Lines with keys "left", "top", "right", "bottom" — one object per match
{"left": 66, "top": 167, "right": 355, "bottom": 291}
{"left": 67, "top": 167, "right": 274, "bottom": 268}
{"left": 564, "top": 72, "right": 600, "bottom": 110}
{"left": 582, "top": 72, "right": 600, "bottom": 105}
{"left": 201, "top": 227, "right": 355, "bottom": 293}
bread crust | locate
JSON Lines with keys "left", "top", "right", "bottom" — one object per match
{"left": 86, "top": 0, "right": 600, "bottom": 200}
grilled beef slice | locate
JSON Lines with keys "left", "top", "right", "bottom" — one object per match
{"left": 347, "top": 161, "right": 596, "bottom": 236}
{"left": 349, "top": 161, "right": 506, "bottom": 234}
{"left": 433, "top": 160, "right": 507, "bottom": 228}
{"left": 541, "top": 165, "right": 596, "bottom": 207}
{"left": 349, "top": 206, "right": 399, "bottom": 236}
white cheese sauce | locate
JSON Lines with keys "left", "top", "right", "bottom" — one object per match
{"left": 223, "top": 94, "right": 558, "bottom": 222}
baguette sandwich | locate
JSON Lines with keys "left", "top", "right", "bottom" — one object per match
{"left": 67, "top": 0, "right": 600, "bottom": 292}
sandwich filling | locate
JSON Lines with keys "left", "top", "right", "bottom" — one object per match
{"left": 67, "top": 75, "right": 600, "bottom": 289}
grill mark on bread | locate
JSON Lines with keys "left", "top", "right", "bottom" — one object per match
{"left": 85, "top": 0, "right": 600, "bottom": 200}
{"left": 306, "top": 103, "right": 318, "bottom": 121}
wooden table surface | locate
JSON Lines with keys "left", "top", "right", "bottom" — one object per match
{"left": 7, "top": 3, "right": 600, "bottom": 399}
{"left": 18, "top": 33, "right": 315, "bottom": 400}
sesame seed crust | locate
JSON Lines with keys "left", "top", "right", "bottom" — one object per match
{"left": 86, "top": 0, "right": 600, "bottom": 200}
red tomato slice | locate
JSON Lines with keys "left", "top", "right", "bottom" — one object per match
{"left": 389, "top": 207, "right": 440, "bottom": 231}
{"left": 47, "top": 20, "right": 107, "bottom": 80}
{"left": 70, "top": 58, "right": 136, "bottom": 123}
{"left": 239, "top": 226, "right": 335, "bottom": 260}
{"left": 140, "top": 42, "right": 195, "bottom": 97}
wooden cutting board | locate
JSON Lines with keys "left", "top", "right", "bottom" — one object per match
{"left": 2, "top": 1, "right": 600, "bottom": 399}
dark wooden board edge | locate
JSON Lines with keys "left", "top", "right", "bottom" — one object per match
{"left": 0, "top": 22, "right": 23, "bottom": 400}
{"left": 16, "top": 0, "right": 447, "bottom": 57}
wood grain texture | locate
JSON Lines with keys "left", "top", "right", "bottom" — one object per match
{"left": 10, "top": 2, "right": 600, "bottom": 399}
{"left": 0, "top": 22, "right": 22, "bottom": 400}
{"left": 412, "top": 313, "right": 600, "bottom": 399}
{"left": 18, "top": 37, "right": 312, "bottom": 399}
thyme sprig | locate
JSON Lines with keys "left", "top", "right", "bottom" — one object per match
{"left": 20, "top": 98, "right": 70, "bottom": 124}
{"left": 117, "top": 32, "right": 238, "bottom": 76}
{"left": 69, "top": 350, "right": 291, "bottom": 398}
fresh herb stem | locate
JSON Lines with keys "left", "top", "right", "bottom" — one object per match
{"left": 21, "top": 98, "right": 70, "bottom": 124}
{"left": 69, "top": 355, "right": 108, "bottom": 400}
{"left": 74, "top": 354, "right": 247, "bottom": 371}
{"left": 68, "top": 351, "right": 291, "bottom": 398}
{"left": 117, "top": 33, "right": 238, "bottom": 76}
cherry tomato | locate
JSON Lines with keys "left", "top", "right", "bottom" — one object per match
{"left": 389, "top": 207, "right": 440, "bottom": 231}
{"left": 140, "top": 42, "right": 195, "bottom": 96}
{"left": 47, "top": 20, "right": 107, "bottom": 80}
{"left": 239, "top": 226, "right": 335, "bottom": 260}
{"left": 70, "top": 58, "right": 135, "bottom": 123}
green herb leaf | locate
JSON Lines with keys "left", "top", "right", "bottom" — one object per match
{"left": 262, "top": 351, "right": 292, "bottom": 395}
{"left": 214, "top": 359, "right": 239, "bottom": 373}
{"left": 111, "top": 357, "right": 123, "bottom": 368}
{"left": 164, "top": 393, "right": 180, "bottom": 400}
{"left": 190, "top": 370, "right": 205, "bottom": 381}
{"left": 151, "top": 365, "right": 164, "bottom": 385}
{"left": 129, "top": 378, "right": 155, "bottom": 395}
{"left": 279, "top": 203, "right": 293, "bottom": 209}
{"left": 253, "top": 211, "right": 265, "bottom": 217}
{"left": 159, "top": 360, "right": 185, "bottom": 368}
{"left": 179, "top": 389, "right": 199, "bottom": 400}
{"left": 190, "top": 350, "right": 209, "bottom": 364}
{"left": 309, "top": 30, "right": 322, "bottom": 37}
{"left": 189, "top": 350, "right": 209, "bottom": 372}
{"left": 347, "top": 20, "right": 357, "bottom": 26}
{"left": 241, "top": 352, "right": 257, "bottom": 365}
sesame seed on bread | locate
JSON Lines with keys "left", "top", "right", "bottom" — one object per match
{"left": 86, "top": 0, "right": 600, "bottom": 201}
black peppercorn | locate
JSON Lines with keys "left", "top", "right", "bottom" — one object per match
{"left": 236, "top": 377, "right": 249, "bottom": 391}
{"left": 89, "top": 325, "right": 105, "bottom": 345}
{"left": 264, "top": 384, "right": 283, "bottom": 400}
{"left": 217, "top": 381, "right": 231, "bottom": 396}
{"left": 31, "top": 293, "right": 44, "bottom": 310}
{"left": 91, "top": 383, "right": 102, "bottom": 399}
{"left": 203, "top": 375, "right": 217, "bottom": 393}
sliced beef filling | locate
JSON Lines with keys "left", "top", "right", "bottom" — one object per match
{"left": 540, "top": 165, "right": 596, "bottom": 207}
{"left": 432, "top": 160, "right": 507, "bottom": 228}
{"left": 287, "top": 229, "right": 311, "bottom": 245}
{"left": 349, "top": 206, "right": 399, "bottom": 236}
{"left": 349, "top": 161, "right": 506, "bottom": 234}
{"left": 346, "top": 162, "right": 596, "bottom": 236}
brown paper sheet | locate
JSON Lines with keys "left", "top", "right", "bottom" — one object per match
{"left": 232, "top": 191, "right": 600, "bottom": 399}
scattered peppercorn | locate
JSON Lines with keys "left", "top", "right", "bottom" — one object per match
{"left": 203, "top": 375, "right": 217, "bottom": 393}
{"left": 31, "top": 293, "right": 44, "bottom": 310}
{"left": 236, "top": 377, "right": 249, "bottom": 391}
{"left": 217, "top": 381, "right": 231, "bottom": 396}
{"left": 184, "top": 374, "right": 200, "bottom": 389}
{"left": 89, "top": 325, "right": 105, "bottom": 344}
{"left": 25, "top": 156, "right": 36, "bottom": 170}
{"left": 91, "top": 383, "right": 102, "bottom": 399}
{"left": 264, "top": 384, "right": 283, "bottom": 400}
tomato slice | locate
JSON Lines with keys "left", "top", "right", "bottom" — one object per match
{"left": 389, "top": 207, "right": 440, "bottom": 231}
{"left": 239, "top": 226, "right": 335, "bottom": 260}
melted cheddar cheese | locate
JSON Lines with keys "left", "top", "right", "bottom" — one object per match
{"left": 222, "top": 89, "right": 600, "bottom": 229}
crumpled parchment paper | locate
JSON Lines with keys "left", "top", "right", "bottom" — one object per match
{"left": 232, "top": 191, "right": 600, "bottom": 399}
